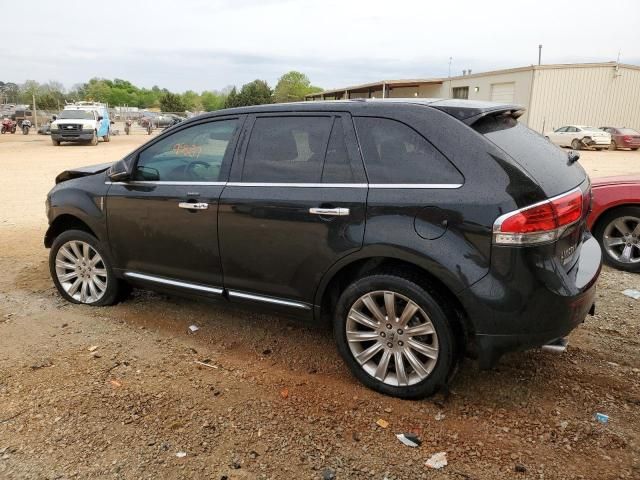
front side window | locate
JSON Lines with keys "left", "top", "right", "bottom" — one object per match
{"left": 242, "top": 116, "right": 332, "bottom": 182}
{"left": 134, "top": 119, "right": 238, "bottom": 182}
{"left": 354, "top": 117, "right": 463, "bottom": 185}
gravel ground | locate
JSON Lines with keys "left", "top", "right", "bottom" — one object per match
{"left": 0, "top": 133, "right": 639, "bottom": 479}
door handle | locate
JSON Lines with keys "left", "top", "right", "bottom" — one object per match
{"left": 179, "top": 202, "right": 209, "bottom": 210}
{"left": 309, "top": 207, "right": 350, "bottom": 216}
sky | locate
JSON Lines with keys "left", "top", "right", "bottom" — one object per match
{"left": 2, "top": 0, "right": 639, "bottom": 93}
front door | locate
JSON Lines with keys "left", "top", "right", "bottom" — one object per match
{"left": 107, "top": 117, "right": 243, "bottom": 292}
{"left": 219, "top": 113, "right": 367, "bottom": 310}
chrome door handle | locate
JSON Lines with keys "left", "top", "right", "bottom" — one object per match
{"left": 179, "top": 202, "right": 209, "bottom": 210}
{"left": 309, "top": 207, "right": 350, "bottom": 216}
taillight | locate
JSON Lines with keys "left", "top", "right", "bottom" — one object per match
{"left": 623, "top": 135, "right": 632, "bottom": 143}
{"left": 493, "top": 188, "right": 584, "bottom": 245}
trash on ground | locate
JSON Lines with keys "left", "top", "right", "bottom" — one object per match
{"left": 194, "top": 360, "right": 218, "bottom": 369}
{"left": 396, "top": 433, "right": 422, "bottom": 448}
{"left": 109, "top": 379, "right": 122, "bottom": 388}
{"left": 280, "top": 388, "right": 289, "bottom": 399}
{"left": 176, "top": 451, "right": 187, "bottom": 458}
{"left": 425, "top": 451, "right": 448, "bottom": 469}
{"left": 594, "top": 412, "right": 609, "bottom": 424}
{"left": 515, "top": 464, "right": 527, "bottom": 473}
{"left": 435, "top": 412, "right": 445, "bottom": 421}
{"left": 188, "top": 325, "right": 199, "bottom": 333}
{"left": 87, "top": 345, "right": 98, "bottom": 352}
{"left": 622, "top": 289, "right": 640, "bottom": 300}
{"left": 376, "top": 418, "right": 389, "bottom": 429}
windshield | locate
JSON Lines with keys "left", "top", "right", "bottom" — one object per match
{"left": 58, "top": 110, "right": 95, "bottom": 120}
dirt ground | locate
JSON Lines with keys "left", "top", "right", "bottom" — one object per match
{"left": 1, "top": 133, "right": 639, "bottom": 480}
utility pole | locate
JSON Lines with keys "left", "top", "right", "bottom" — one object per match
{"left": 33, "top": 93, "right": 38, "bottom": 128}
{"left": 538, "top": 44, "right": 542, "bottom": 65}
{"left": 448, "top": 57, "right": 453, "bottom": 97}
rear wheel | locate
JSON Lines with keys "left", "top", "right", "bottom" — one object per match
{"left": 632, "top": 148, "right": 639, "bottom": 151}
{"left": 334, "top": 274, "right": 455, "bottom": 399}
{"left": 609, "top": 141, "right": 617, "bottom": 151}
{"left": 49, "top": 230, "right": 121, "bottom": 305}
{"left": 594, "top": 206, "right": 640, "bottom": 272}
{"left": 571, "top": 139, "right": 581, "bottom": 150}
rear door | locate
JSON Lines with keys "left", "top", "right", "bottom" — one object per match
{"left": 218, "top": 112, "right": 367, "bottom": 311}
{"left": 107, "top": 117, "right": 242, "bottom": 292}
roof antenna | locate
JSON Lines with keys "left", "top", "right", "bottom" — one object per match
{"left": 448, "top": 57, "right": 453, "bottom": 97}
{"left": 538, "top": 44, "right": 542, "bottom": 65}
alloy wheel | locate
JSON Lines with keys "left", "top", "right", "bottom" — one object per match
{"left": 346, "top": 290, "right": 439, "bottom": 387}
{"left": 603, "top": 216, "right": 640, "bottom": 264}
{"left": 55, "top": 240, "right": 108, "bottom": 303}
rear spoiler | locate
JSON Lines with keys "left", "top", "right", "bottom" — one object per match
{"left": 430, "top": 101, "right": 525, "bottom": 126}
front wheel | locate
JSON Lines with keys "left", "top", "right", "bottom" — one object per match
{"left": 334, "top": 274, "right": 455, "bottom": 399}
{"left": 594, "top": 206, "right": 640, "bottom": 272}
{"left": 90, "top": 131, "right": 98, "bottom": 146}
{"left": 49, "top": 230, "right": 121, "bottom": 305}
{"left": 0, "top": 127, "right": 5, "bottom": 134}
{"left": 22, "top": 127, "right": 29, "bottom": 135}
{"left": 609, "top": 141, "right": 617, "bottom": 151}
{"left": 571, "top": 139, "right": 582, "bottom": 150}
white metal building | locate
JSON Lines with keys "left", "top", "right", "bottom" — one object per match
{"left": 306, "top": 62, "right": 640, "bottom": 132}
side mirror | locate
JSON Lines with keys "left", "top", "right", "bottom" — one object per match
{"left": 568, "top": 151, "right": 580, "bottom": 164}
{"left": 108, "top": 158, "right": 132, "bottom": 181}
{"left": 98, "top": 116, "right": 103, "bottom": 121}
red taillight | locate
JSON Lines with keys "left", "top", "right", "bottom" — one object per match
{"left": 623, "top": 135, "right": 632, "bottom": 143}
{"left": 494, "top": 188, "right": 584, "bottom": 245}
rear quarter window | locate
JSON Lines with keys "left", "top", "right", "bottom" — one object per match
{"left": 354, "top": 117, "right": 463, "bottom": 185}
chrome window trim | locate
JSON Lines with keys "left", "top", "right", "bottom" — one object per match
{"left": 228, "top": 290, "right": 311, "bottom": 310}
{"left": 107, "top": 181, "right": 227, "bottom": 186}
{"left": 106, "top": 181, "right": 462, "bottom": 189}
{"left": 124, "top": 272, "right": 223, "bottom": 294}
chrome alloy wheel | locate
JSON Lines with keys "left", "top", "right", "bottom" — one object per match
{"left": 55, "top": 240, "right": 108, "bottom": 303}
{"left": 603, "top": 216, "right": 640, "bottom": 265}
{"left": 346, "top": 290, "right": 439, "bottom": 387}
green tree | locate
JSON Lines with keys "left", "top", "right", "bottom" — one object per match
{"left": 201, "top": 90, "right": 226, "bottom": 111}
{"left": 224, "top": 87, "right": 240, "bottom": 108}
{"left": 235, "top": 79, "right": 272, "bottom": 107}
{"left": 273, "top": 71, "right": 322, "bottom": 103}
{"left": 181, "top": 90, "right": 201, "bottom": 111}
{"left": 159, "top": 92, "right": 186, "bottom": 112}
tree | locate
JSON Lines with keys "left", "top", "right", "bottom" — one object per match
{"left": 235, "top": 80, "right": 272, "bottom": 107}
{"left": 201, "top": 90, "right": 226, "bottom": 111}
{"left": 159, "top": 92, "right": 186, "bottom": 112}
{"left": 273, "top": 71, "right": 322, "bottom": 103}
{"left": 181, "top": 90, "right": 202, "bottom": 111}
{"left": 224, "top": 87, "right": 240, "bottom": 109}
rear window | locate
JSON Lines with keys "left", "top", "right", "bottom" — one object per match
{"left": 474, "top": 115, "right": 586, "bottom": 196}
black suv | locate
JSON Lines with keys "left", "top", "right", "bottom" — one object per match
{"left": 45, "top": 99, "right": 601, "bottom": 398}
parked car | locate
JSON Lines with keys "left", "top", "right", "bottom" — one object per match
{"left": 45, "top": 99, "right": 601, "bottom": 398}
{"left": 50, "top": 102, "right": 110, "bottom": 146}
{"left": 544, "top": 125, "right": 611, "bottom": 150}
{"left": 588, "top": 176, "right": 640, "bottom": 272}
{"left": 599, "top": 127, "right": 640, "bottom": 151}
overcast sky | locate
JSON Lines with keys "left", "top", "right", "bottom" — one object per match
{"left": 2, "top": 0, "right": 639, "bottom": 92}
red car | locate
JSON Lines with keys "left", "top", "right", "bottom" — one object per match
{"left": 599, "top": 127, "right": 640, "bottom": 151}
{"left": 588, "top": 175, "right": 640, "bottom": 271}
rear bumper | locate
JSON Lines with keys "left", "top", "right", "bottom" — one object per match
{"left": 459, "top": 234, "right": 602, "bottom": 368}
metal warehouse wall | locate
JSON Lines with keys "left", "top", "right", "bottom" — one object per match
{"left": 527, "top": 65, "right": 640, "bottom": 133}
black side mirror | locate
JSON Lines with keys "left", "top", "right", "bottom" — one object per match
{"left": 568, "top": 151, "right": 580, "bottom": 164}
{"left": 108, "top": 158, "right": 132, "bottom": 181}
{"left": 98, "top": 116, "right": 103, "bottom": 121}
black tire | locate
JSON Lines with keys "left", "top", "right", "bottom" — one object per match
{"left": 90, "top": 131, "right": 98, "bottom": 146}
{"left": 334, "top": 274, "right": 456, "bottom": 399}
{"left": 571, "top": 139, "right": 581, "bottom": 150}
{"left": 609, "top": 141, "right": 617, "bottom": 151}
{"left": 593, "top": 206, "right": 640, "bottom": 273}
{"left": 49, "top": 230, "right": 121, "bottom": 306}
{"left": 51, "top": 138, "right": 60, "bottom": 146}
{"left": 632, "top": 148, "right": 639, "bottom": 151}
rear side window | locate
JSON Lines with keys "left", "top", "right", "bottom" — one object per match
{"left": 322, "top": 118, "right": 356, "bottom": 183}
{"left": 354, "top": 117, "right": 463, "bottom": 185}
{"left": 243, "top": 116, "right": 332, "bottom": 182}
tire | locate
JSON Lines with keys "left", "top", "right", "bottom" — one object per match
{"left": 571, "top": 139, "right": 581, "bottom": 150}
{"left": 22, "top": 127, "right": 29, "bottom": 135}
{"left": 334, "top": 274, "right": 455, "bottom": 399}
{"left": 49, "top": 230, "right": 121, "bottom": 306}
{"left": 51, "top": 138, "right": 60, "bottom": 146}
{"left": 90, "top": 131, "right": 98, "bottom": 146}
{"left": 632, "top": 148, "right": 639, "bottom": 151}
{"left": 0, "top": 127, "right": 5, "bottom": 134}
{"left": 593, "top": 206, "right": 640, "bottom": 273}
{"left": 609, "top": 141, "right": 617, "bottom": 151}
